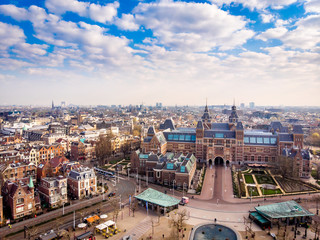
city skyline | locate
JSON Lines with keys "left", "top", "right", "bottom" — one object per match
{"left": 0, "top": 0, "right": 319, "bottom": 106}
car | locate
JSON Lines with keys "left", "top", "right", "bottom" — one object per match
{"left": 122, "top": 236, "right": 132, "bottom": 240}
{"left": 108, "top": 192, "right": 116, "bottom": 197}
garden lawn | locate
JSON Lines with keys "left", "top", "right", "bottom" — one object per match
{"left": 255, "top": 174, "right": 277, "bottom": 185}
{"left": 260, "top": 188, "right": 282, "bottom": 195}
{"left": 247, "top": 186, "right": 260, "bottom": 197}
{"left": 244, "top": 174, "right": 255, "bottom": 184}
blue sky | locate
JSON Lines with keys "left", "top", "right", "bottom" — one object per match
{"left": 0, "top": 0, "right": 319, "bottom": 106}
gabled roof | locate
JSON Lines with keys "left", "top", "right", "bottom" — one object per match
{"left": 159, "top": 119, "right": 175, "bottom": 131}
{"left": 147, "top": 126, "right": 156, "bottom": 135}
{"left": 135, "top": 188, "right": 180, "bottom": 207}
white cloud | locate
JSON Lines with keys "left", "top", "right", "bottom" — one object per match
{"left": 0, "top": 4, "right": 134, "bottom": 66}
{"left": 0, "top": 22, "right": 25, "bottom": 51}
{"left": 133, "top": 0, "right": 254, "bottom": 51}
{"left": 256, "top": 27, "right": 288, "bottom": 41}
{"left": 212, "top": 0, "right": 297, "bottom": 10}
{"left": 304, "top": 0, "right": 320, "bottom": 13}
{"left": 256, "top": 14, "right": 320, "bottom": 50}
{"left": 0, "top": 4, "right": 28, "bottom": 20}
{"left": 115, "top": 14, "right": 140, "bottom": 31}
{"left": 260, "top": 14, "right": 275, "bottom": 23}
{"left": 45, "top": 0, "right": 119, "bottom": 23}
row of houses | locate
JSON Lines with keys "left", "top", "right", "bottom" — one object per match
{"left": 0, "top": 157, "right": 97, "bottom": 222}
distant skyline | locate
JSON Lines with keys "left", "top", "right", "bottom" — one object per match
{"left": 0, "top": 0, "right": 319, "bottom": 106}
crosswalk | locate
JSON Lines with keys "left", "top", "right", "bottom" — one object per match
{"left": 125, "top": 217, "right": 152, "bottom": 240}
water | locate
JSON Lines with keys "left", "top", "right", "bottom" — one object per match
{"left": 193, "top": 224, "right": 238, "bottom": 240}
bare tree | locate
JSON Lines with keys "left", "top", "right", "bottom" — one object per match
{"left": 169, "top": 209, "right": 190, "bottom": 239}
{"left": 27, "top": 224, "right": 39, "bottom": 240}
{"left": 95, "top": 134, "right": 113, "bottom": 166}
{"left": 130, "top": 199, "right": 139, "bottom": 217}
{"left": 110, "top": 198, "right": 120, "bottom": 221}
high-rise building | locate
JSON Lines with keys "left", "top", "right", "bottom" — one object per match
{"left": 249, "top": 102, "right": 255, "bottom": 109}
{"left": 240, "top": 103, "right": 245, "bottom": 109}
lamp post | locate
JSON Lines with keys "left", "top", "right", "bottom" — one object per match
{"left": 250, "top": 188, "right": 253, "bottom": 202}
{"left": 173, "top": 180, "right": 176, "bottom": 197}
{"left": 119, "top": 194, "right": 122, "bottom": 210}
{"left": 183, "top": 182, "right": 187, "bottom": 197}
{"left": 62, "top": 202, "right": 65, "bottom": 215}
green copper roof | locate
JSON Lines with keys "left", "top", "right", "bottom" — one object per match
{"left": 255, "top": 200, "right": 314, "bottom": 219}
{"left": 28, "top": 176, "right": 34, "bottom": 188}
{"left": 135, "top": 188, "right": 180, "bottom": 207}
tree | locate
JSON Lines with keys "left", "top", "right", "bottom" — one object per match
{"left": 132, "top": 125, "right": 142, "bottom": 136}
{"left": 95, "top": 134, "right": 113, "bottom": 166}
{"left": 169, "top": 209, "right": 190, "bottom": 239}
{"left": 120, "top": 140, "right": 131, "bottom": 157}
{"left": 130, "top": 199, "right": 139, "bottom": 217}
{"left": 273, "top": 155, "right": 299, "bottom": 179}
{"left": 110, "top": 197, "right": 120, "bottom": 222}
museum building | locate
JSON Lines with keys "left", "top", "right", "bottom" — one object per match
{"left": 137, "top": 104, "right": 310, "bottom": 179}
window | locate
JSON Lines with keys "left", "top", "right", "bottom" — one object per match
{"left": 251, "top": 156, "right": 254, "bottom": 161}
{"left": 258, "top": 156, "right": 261, "bottom": 162}
{"left": 28, "top": 203, "right": 32, "bottom": 209}
{"left": 185, "top": 135, "right": 191, "bottom": 141}
{"left": 215, "top": 133, "right": 224, "bottom": 138}
{"left": 17, "top": 198, "right": 24, "bottom": 204}
{"left": 265, "top": 156, "right": 268, "bottom": 162}
{"left": 244, "top": 156, "right": 248, "bottom": 161}
{"left": 257, "top": 137, "right": 263, "bottom": 144}
{"left": 272, "top": 157, "right": 276, "bottom": 162}
{"left": 270, "top": 138, "right": 277, "bottom": 144}
{"left": 191, "top": 135, "right": 196, "bottom": 142}
{"left": 16, "top": 206, "right": 24, "bottom": 213}
{"left": 173, "top": 135, "right": 179, "bottom": 141}
{"left": 168, "top": 134, "right": 173, "bottom": 140}
{"left": 250, "top": 137, "right": 256, "bottom": 143}
{"left": 156, "top": 171, "right": 160, "bottom": 178}
{"left": 179, "top": 135, "right": 185, "bottom": 141}
{"left": 263, "top": 138, "right": 270, "bottom": 144}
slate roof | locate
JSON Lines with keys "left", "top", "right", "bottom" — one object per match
{"left": 147, "top": 126, "right": 156, "bottom": 135}
{"left": 255, "top": 201, "right": 314, "bottom": 219}
{"left": 293, "top": 125, "right": 304, "bottom": 134}
{"left": 196, "top": 120, "right": 204, "bottom": 129}
{"left": 143, "top": 136, "right": 152, "bottom": 143}
{"left": 159, "top": 119, "right": 175, "bottom": 131}
{"left": 278, "top": 133, "right": 294, "bottom": 142}
{"left": 211, "top": 123, "right": 230, "bottom": 131}
{"left": 236, "top": 122, "right": 244, "bottom": 130}
{"left": 135, "top": 188, "right": 180, "bottom": 207}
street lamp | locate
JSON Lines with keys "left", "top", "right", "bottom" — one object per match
{"left": 183, "top": 182, "right": 187, "bottom": 197}
{"left": 173, "top": 180, "right": 176, "bottom": 197}
{"left": 250, "top": 188, "right": 253, "bottom": 202}
{"left": 62, "top": 202, "right": 65, "bottom": 215}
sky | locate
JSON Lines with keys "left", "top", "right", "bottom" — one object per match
{"left": 0, "top": 0, "right": 319, "bottom": 107}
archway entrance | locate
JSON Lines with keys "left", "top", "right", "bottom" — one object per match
{"left": 208, "top": 159, "right": 213, "bottom": 166}
{"left": 214, "top": 157, "right": 224, "bottom": 165}
{"left": 226, "top": 160, "right": 230, "bottom": 166}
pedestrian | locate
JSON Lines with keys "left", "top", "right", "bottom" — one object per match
{"left": 162, "top": 234, "right": 165, "bottom": 238}
{"left": 214, "top": 218, "right": 217, "bottom": 223}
